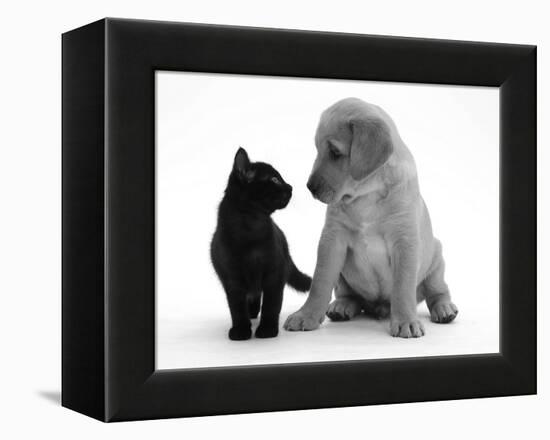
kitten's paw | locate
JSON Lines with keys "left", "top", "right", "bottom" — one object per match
{"left": 284, "top": 309, "right": 324, "bottom": 331}
{"left": 430, "top": 300, "right": 458, "bottom": 324}
{"left": 390, "top": 318, "right": 425, "bottom": 338}
{"left": 228, "top": 325, "right": 252, "bottom": 341}
{"left": 255, "top": 323, "right": 279, "bottom": 338}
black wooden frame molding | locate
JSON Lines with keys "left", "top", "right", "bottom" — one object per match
{"left": 62, "top": 18, "right": 536, "bottom": 422}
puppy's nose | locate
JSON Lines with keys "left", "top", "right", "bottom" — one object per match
{"left": 306, "top": 178, "right": 317, "bottom": 195}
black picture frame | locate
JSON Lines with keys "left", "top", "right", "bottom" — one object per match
{"left": 62, "top": 18, "right": 536, "bottom": 422}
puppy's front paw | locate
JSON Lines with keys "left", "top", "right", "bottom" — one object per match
{"left": 430, "top": 300, "right": 458, "bottom": 324}
{"left": 228, "top": 325, "right": 252, "bottom": 341}
{"left": 390, "top": 318, "right": 425, "bottom": 338}
{"left": 284, "top": 309, "right": 325, "bottom": 331}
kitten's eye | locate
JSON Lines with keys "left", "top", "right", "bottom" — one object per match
{"left": 271, "top": 177, "right": 281, "bottom": 185}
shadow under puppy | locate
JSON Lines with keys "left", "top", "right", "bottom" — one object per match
{"left": 211, "top": 148, "right": 312, "bottom": 340}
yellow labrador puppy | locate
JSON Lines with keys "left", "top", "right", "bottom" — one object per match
{"left": 284, "top": 97, "right": 458, "bottom": 337}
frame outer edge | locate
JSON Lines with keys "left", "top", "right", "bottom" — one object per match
{"left": 62, "top": 18, "right": 108, "bottom": 421}
{"left": 499, "top": 46, "right": 537, "bottom": 392}
{"left": 94, "top": 18, "right": 537, "bottom": 421}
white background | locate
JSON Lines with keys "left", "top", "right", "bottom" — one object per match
{"left": 157, "top": 73, "right": 499, "bottom": 369}
{"left": 0, "top": 0, "right": 547, "bottom": 438}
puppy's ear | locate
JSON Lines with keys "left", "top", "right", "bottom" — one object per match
{"left": 349, "top": 118, "right": 393, "bottom": 180}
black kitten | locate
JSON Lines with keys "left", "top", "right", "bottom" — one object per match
{"left": 211, "top": 148, "right": 312, "bottom": 340}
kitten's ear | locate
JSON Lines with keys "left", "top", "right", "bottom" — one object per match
{"left": 233, "top": 148, "right": 254, "bottom": 181}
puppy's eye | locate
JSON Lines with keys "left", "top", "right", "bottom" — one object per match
{"left": 329, "top": 146, "right": 342, "bottom": 160}
{"left": 271, "top": 177, "right": 281, "bottom": 185}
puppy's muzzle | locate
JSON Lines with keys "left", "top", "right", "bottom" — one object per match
{"left": 306, "top": 177, "right": 320, "bottom": 197}
{"left": 307, "top": 175, "right": 334, "bottom": 203}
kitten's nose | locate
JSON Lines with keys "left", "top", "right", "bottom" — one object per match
{"left": 284, "top": 184, "right": 292, "bottom": 201}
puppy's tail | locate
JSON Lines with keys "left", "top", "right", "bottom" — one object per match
{"left": 287, "top": 260, "right": 312, "bottom": 293}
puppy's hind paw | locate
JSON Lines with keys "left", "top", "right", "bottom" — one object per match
{"left": 430, "top": 301, "right": 458, "bottom": 324}
{"left": 326, "top": 298, "right": 361, "bottom": 321}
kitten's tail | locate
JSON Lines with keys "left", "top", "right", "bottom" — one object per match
{"left": 287, "top": 261, "right": 312, "bottom": 293}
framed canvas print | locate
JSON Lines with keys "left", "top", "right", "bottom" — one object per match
{"left": 62, "top": 18, "right": 536, "bottom": 422}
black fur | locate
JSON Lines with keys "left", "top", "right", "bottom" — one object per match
{"left": 211, "top": 148, "right": 312, "bottom": 340}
